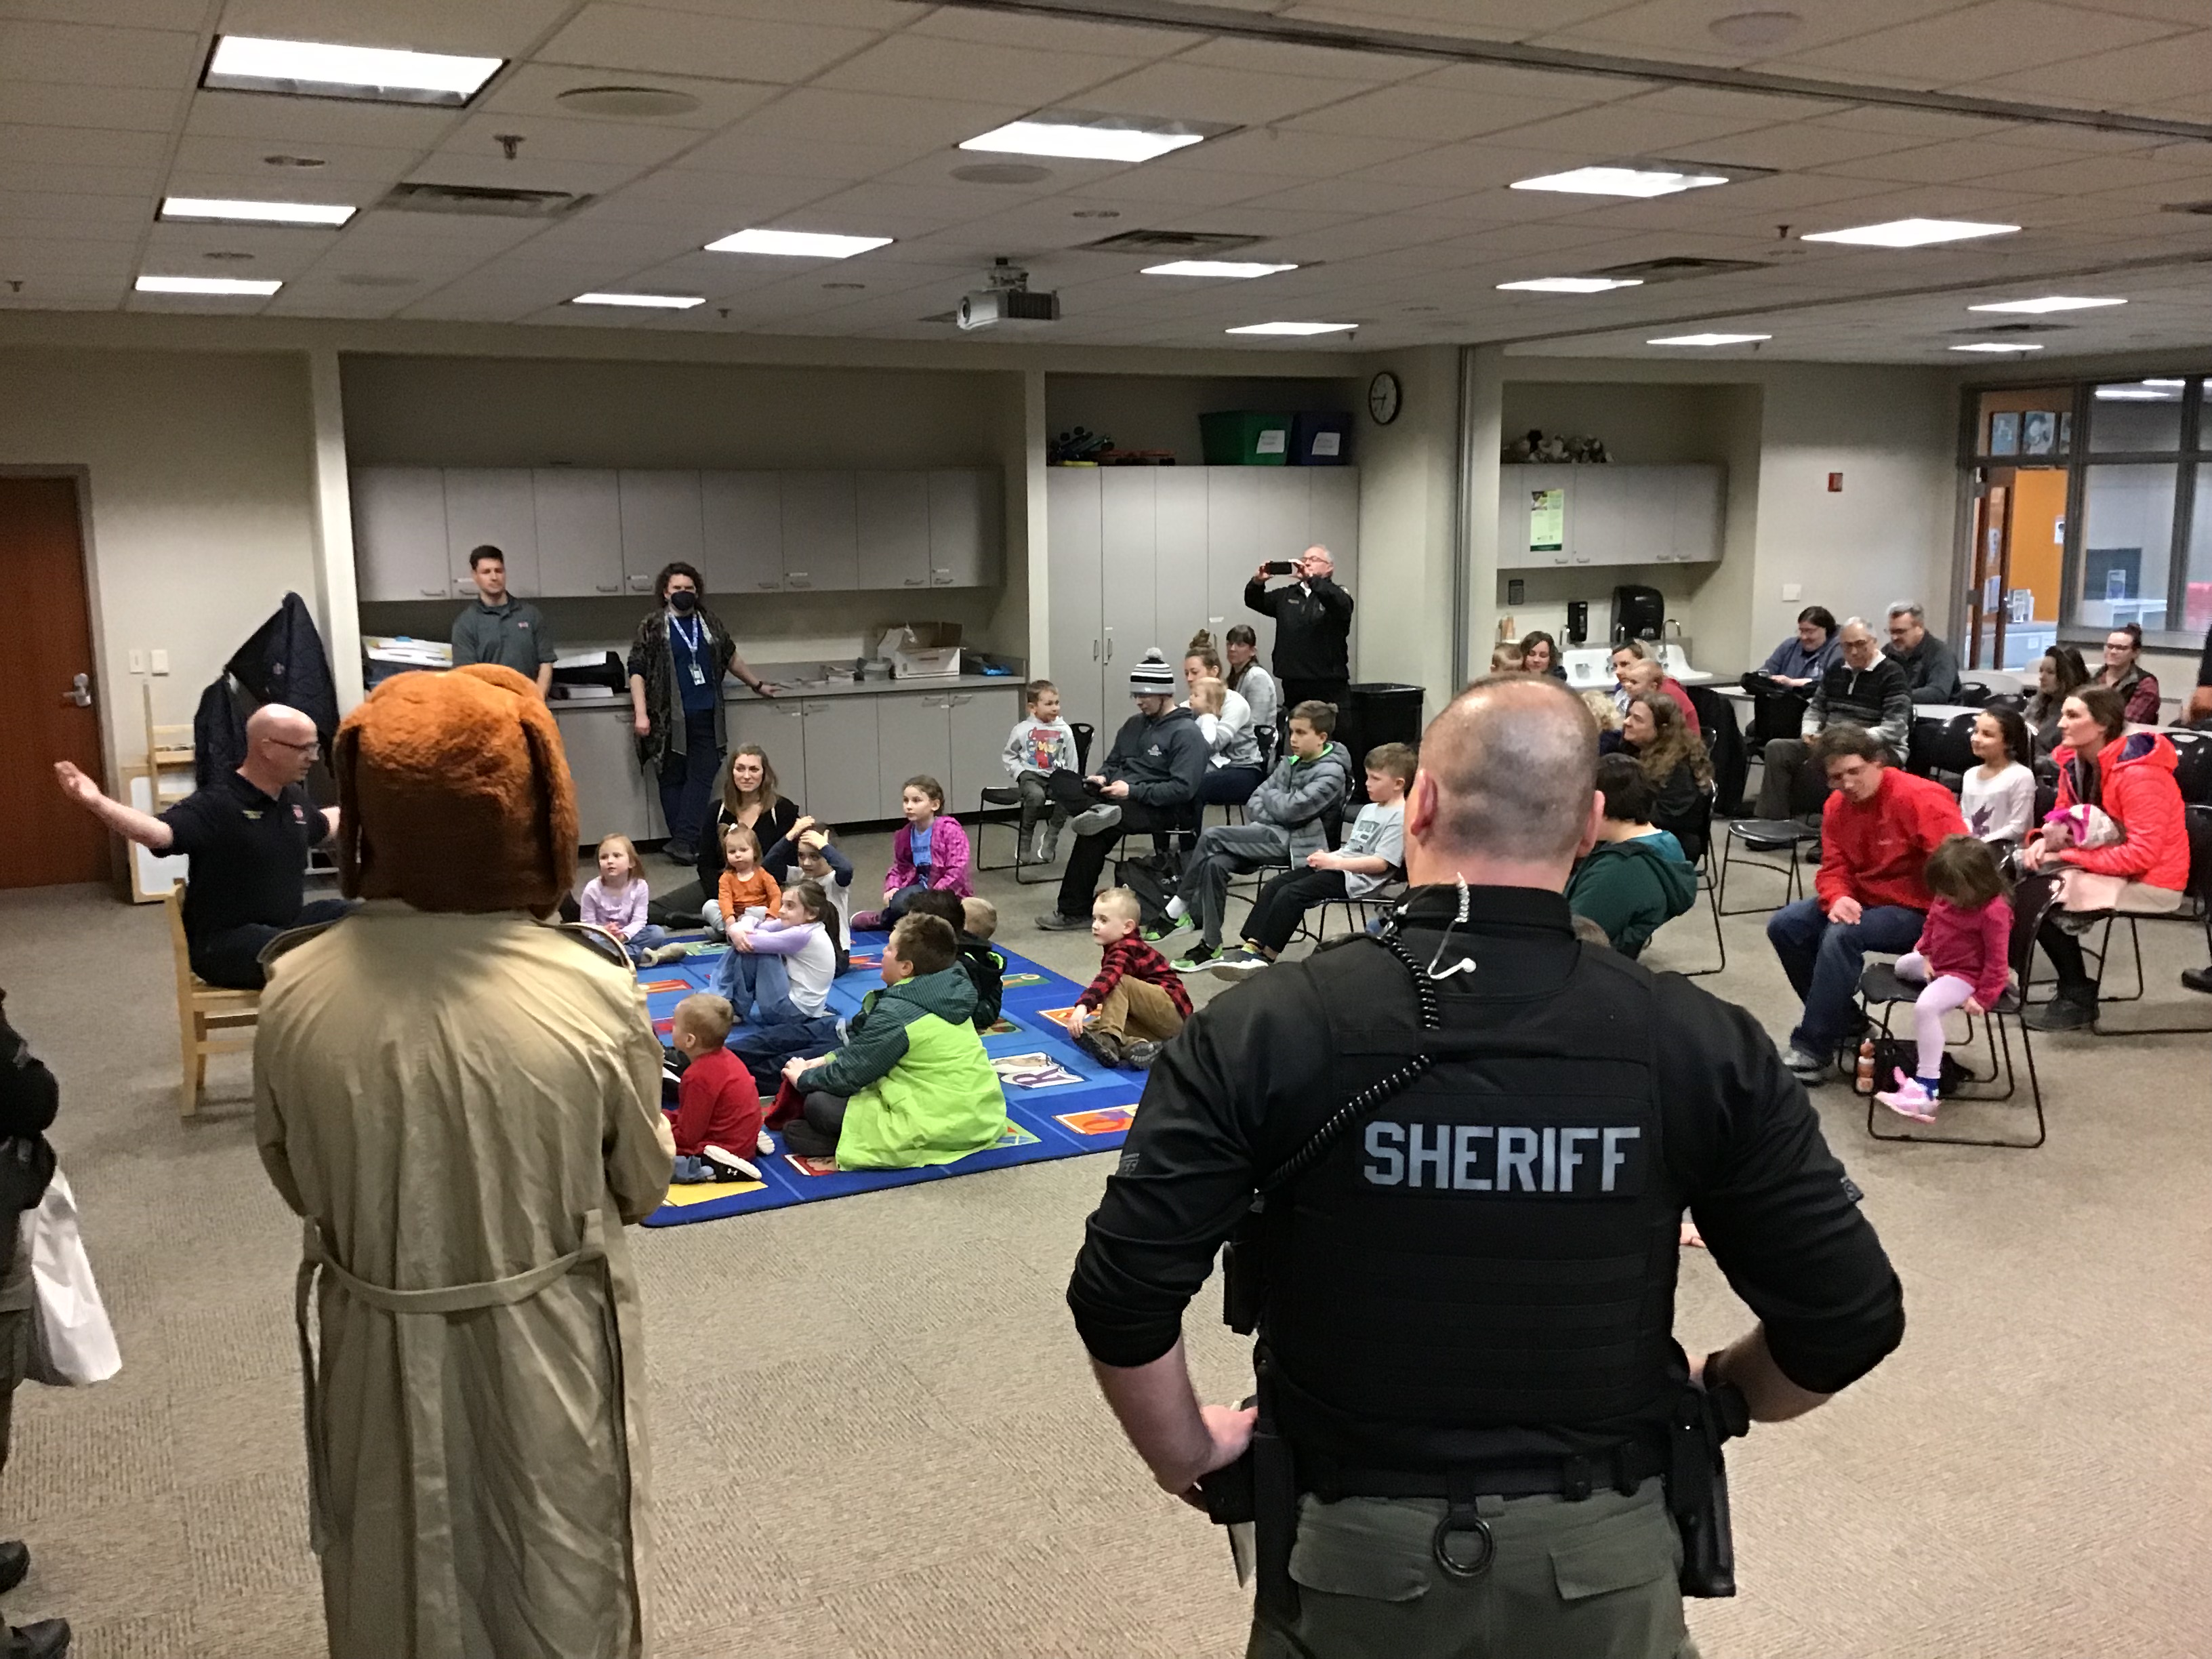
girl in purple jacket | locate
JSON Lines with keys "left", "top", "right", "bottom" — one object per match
{"left": 856, "top": 775, "right": 972, "bottom": 930}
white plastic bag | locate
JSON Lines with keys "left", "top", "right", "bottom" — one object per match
{"left": 23, "top": 1168, "right": 120, "bottom": 1387}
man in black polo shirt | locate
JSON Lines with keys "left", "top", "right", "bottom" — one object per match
{"left": 56, "top": 704, "right": 350, "bottom": 988}
{"left": 1245, "top": 544, "right": 1354, "bottom": 715}
{"left": 450, "top": 546, "right": 555, "bottom": 699}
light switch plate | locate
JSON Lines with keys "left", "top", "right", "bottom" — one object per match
{"left": 1781, "top": 583, "right": 1802, "bottom": 602}
{"left": 128, "top": 649, "right": 144, "bottom": 674}
{"left": 150, "top": 649, "right": 169, "bottom": 675}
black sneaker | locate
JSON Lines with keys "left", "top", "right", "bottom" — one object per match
{"left": 1124, "top": 1039, "right": 1163, "bottom": 1070}
{"left": 11, "top": 1619, "right": 68, "bottom": 1659}
{"left": 1170, "top": 943, "right": 1218, "bottom": 971}
{"left": 1075, "top": 1027, "right": 1126, "bottom": 1067}
{"left": 701, "top": 1145, "right": 761, "bottom": 1183}
{"left": 2023, "top": 996, "right": 2096, "bottom": 1033}
{"left": 1034, "top": 910, "right": 1090, "bottom": 931}
{"left": 0, "top": 1541, "right": 27, "bottom": 1597}
{"left": 2184, "top": 966, "right": 2212, "bottom": 995}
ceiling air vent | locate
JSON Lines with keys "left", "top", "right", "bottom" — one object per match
{"left": 377, "top": 182, "right": 592, "bottom": 218}
{"left": 1589, "top": 256, "right": 1769, "bottom": 281}
{"left": 1078, "top": 228, "right": 1265, "bottom": 255}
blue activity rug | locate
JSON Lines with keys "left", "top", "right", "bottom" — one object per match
{"left": 637, "top": 932, "right": 1140, "bottom": 1227}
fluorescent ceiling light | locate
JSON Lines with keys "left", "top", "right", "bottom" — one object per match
{"left": 1142, "top": 260, "right": 1297, "bottom": 279}
{"left": 1801, "top": 218, "right": 2019, "bottom": 248}
{"left": 1967, "top": 295, "right": 2123, "bottom": 314}
{"left": 1950, "top": 342, "right": 2042, "bottom": 352}
{"left": 136, "top": 274, "right": 281, "bottom": 296}
{"left": 1511, "top": 165, "right": 1729, "bottom": 199}
{"left": 1647, "top": 331, "right": 1768, "bottom": 346}
{"left": 571, "top": 291, "right": 703, "bottom": 309}
{"left": 1226, "top": 321, "right": 1357, "bottom": 336}
{"left": 2095, "top": 384, "right": 2177, "bottom": 400}
{"left": 2143, "top": 377, "right": 2185, "bottom": 386}
{"left": 1497, "top": 276, "right": 1644, "bottom": 293}
{"left": 961, "top": 117, "right": 1207, "bottom": 165}
{"left": 160, "top": 195, "right": 354, "bottom": 227}
{"left": 705, "top": 228, "right": 891, "bottom": 258}
{"left": 204, "top": 35, "right": 502, "bottom": 106}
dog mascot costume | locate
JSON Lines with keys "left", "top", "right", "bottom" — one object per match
{"left": 253, "top": 663, "right": 675, "bottom": 1659}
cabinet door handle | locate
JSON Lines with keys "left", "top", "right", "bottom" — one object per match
{"left": 758, "top": 580, "right": 781, "bottom": 590}
{"left": 789, "top": 573, "right": 811, "bottom": 588}
{"left": 949, "top": 694, "right": 970, "bottom": 705}
{"left": 1092, "top": 638, "right": 1099, "bottom": 661}
{"left": 932, "top": 567, "right": 953, "bottom": 579}
{"left": 594, "top": 582, "right": 619, "bottom": 593}
{"left": 420, "top": 586, "right": 445, "bottom": 597}
{"left": 628, "top": 574, "right": 651, "bottom": 592}
{"left": 904, "top": 577, "right": 926, "bottom": 586}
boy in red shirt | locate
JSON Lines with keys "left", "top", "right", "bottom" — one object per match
{"left": 668, "top": 993, "right": 767, "bottom": 1181}
{"left": 1060, "top": 888, "right": 1193, "bottom": 1071}
{"left": 1764, "top": 724, "right": 1964, "bottom": 1084}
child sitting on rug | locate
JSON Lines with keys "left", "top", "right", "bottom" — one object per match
{"left": 778, "top": 915, "right": 1002, "bottom": 1169}
{"left": 907, "top": 889, "right": 1004, "bottom": 1030}
{"left": 713, "top": 825, "right": 782, "bottom": 942}
{"left": 855, "top": 775, "right": 972, "bottom": 930}
{"left": 764, "top": 821, "right": 853, "bottom": 969}
{"left": 722, "top": 881, "right": 846, "bottom": 1090}
{"left": 579, "top": 834, "right": 688, "bottom": 966}
{"left": 1061, "top": 887, "right": 1190, "bottom": 1071}
{"left": 667, "top": 994, "right": 768, "bottom": 1182}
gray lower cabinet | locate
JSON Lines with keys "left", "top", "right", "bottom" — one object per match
{"left": 876, "top": 693, "right": 954, "bottom": 819}
{"left": 798, "top": 698, "right": 880, "bottom": 826}
{"left": 556, "top": 706, "right": 663, "bottom": 844}
{"left": 946, "top": 689, "right": 1014, "bottom": 814}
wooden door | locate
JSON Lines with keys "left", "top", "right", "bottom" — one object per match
{"left": 0, "top": 478, "right": 110, "bottom": 886}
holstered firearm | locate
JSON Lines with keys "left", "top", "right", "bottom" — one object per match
{"left": 1666, "top": 1374, "right": 1750, "bottom": 1597}
{"left": 1195, "top": 1352, "right": 1299, "bottom": 1624}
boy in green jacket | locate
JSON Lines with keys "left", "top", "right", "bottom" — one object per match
{"left": 1565, "top": 755, "right": 1699, "bottom": 960}
{"left": 779, "top": 914, "right": 1006, "bottom": 1168}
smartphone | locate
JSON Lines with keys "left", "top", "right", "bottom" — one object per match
{"left": 1263, "top": 560, "right": 1296, "bottom": 575}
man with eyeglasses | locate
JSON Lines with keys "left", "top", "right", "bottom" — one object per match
{"left": 55, "top": 704, "right": 352, "bottom": 989}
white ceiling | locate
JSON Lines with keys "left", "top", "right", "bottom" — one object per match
{"left": 7, "top": 0, "right": 2212, "bottom": 361}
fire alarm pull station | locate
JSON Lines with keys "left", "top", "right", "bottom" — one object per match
{"left": 1827, "top": 472, "right": 1843, "bottom": 492}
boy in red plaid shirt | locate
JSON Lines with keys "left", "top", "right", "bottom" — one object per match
{"left": 1059, "top": 887, "right": 1191, "bottom": 1071}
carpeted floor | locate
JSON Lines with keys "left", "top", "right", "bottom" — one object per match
{"left": 1, "top": 827, "right": 2207, "bottom": 1658}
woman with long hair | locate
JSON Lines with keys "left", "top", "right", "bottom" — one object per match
{"left": 1518, "top": 630, "right": 1567, "bottom": 680}
{"left": 625, "top": 562, "right": 779, "bottom": 863}
{"left": 1221, "top": 623, "right": 1279, "bottom": 751}
{"left": 697, "top": 743, "right": 803, "bottom": 920}
{"left": 1620, "top": 691, "right": 1713, "bottom": 859}
{"left": 2022, "top": 644, "right": 2088, "bottom": 754}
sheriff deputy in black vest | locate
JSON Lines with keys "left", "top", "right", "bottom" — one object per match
{"left": 1066, "top": 674, "right": 1906, "bottom": 1659}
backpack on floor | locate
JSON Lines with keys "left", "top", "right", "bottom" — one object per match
{"left": 1113, "top": 853, "right": 1177, "bottom": 931}
{"left": 1863, "top": 1033, "right": 1972, "bottom": 1098}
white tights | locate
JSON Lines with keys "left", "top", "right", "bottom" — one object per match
{"left": 1894, "top": 951, "right": 1974, "bottom": 1084}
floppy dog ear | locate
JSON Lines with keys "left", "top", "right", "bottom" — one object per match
{"left": 518, "top": 701, "right": 579, "bottom": 918}
{"left": 331, "top": 713, "right": 365, "bottom": 900}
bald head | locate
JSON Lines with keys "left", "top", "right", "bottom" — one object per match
{"left": 1412, "top": 676, "right": 1599, "bottom": 869}
{"left": 243, "top": 703, "right": 320, "bottom": 789}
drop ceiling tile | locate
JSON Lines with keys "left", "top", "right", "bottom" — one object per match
{"left": 1280, "top": 85, "right": 1586, "bottom": 143}
{"left": 0, "top": 159, "right": 154, "bottom": 203}
{"left": 1966, "top": 28, "right": 2212, "bottom": 111}
{"left": 185, "top": 89, "right": 462, "bottom": 150}
{"left": 0, "top": 122, "right": 173, "bottom": 169}
{"left": 901, "top": 6, "right": 1188, "bottom": 60}
{"left": 692, "top": 87, "right": 1024, "bottom": 155}
{"left": 1984, "top": 152, "right": 2212, "bottom": 199}
{"left": 1074, "top": 60, "right": 1366, "bottom": 126}
{"left": 0, "top": 0, "right": 204, "bottom": 24}
{"left": 1057, "top": 166, "right": 1284, "bottom": 209}
{"left": 0, "top": 277, "right": 127, "bottom": 308}
{"left": 169, "top": 135, "right": 423, "bottom": 188}
{"left": 403, "top": 155, "right": 661, "bottom": 195}
{"left": 1531, "top": 0, "right": 1949, "bottom": 66}
{"left": 1230, "top": 174, "right": 1481, "bottom": 215}
{"left": 813, "top": 33, "right": 1147, "bottom": 106}
{"left": 672, "top": 132, "right": 919, "bottom": 182}
{"left": 213, "top": 0, "right": 572, "bottom": 56}
{"left": 1772, "top": 1, "right": 2180, "bottom": 84}
{"left": 1167, "top": 127, "right": 1435, "bottom": 180}
{"left": 596, "top": 173, "right": 834, "bottom": 226}
{"left": 1809, "top": 105, "right": 2025, "bottom": 143}
{"left": 1165, "top": 35, "right": 1431, "bottom": 85}
{"left": 142, "top": 220, "right": 332, "bottom": 279}
{"left": 1816, "top": 138, "right": 2068, "bottom": 186}
{"left": 0, "top": 188, "right": 148, "bottom": 228}
{"left": 0, "top": 81, "right": 185, "bottom": 131}
{"left": 1408, "top": 60, "right": 1650, "bottom": 106}
{"left": 535, "top": 5, "right": 884, "bottom": 85}
{"left": 1337, "top": 140, "right": 1591, "bottom": 193}
{"left": 478, "top": 63, "right": 783, "bottom": 130}
{"left": 1673, "top": 119, "right": 1944, "bottom": 172}
{"left": 0, "top": 20, "right": 203, "bottom": 89}
{"left": 1487, "top": 100, "right": 1793, "bottom": 158}
{"left": 437, "top": 108, "right": 703, "bottom": 168}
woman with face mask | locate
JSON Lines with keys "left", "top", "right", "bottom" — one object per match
{"left": 626, "top": 562, "right": 777, "bottom": 865}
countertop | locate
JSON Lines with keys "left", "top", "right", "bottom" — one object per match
{"left": 548, "top": 663, "right": 1022, "bottom": 712}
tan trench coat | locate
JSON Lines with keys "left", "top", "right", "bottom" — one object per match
{"left": 254, "top": 903, "right": 675, "bottom": 1659}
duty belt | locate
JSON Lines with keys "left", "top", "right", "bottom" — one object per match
{"left": 1300, "top": 1438, "right": 1668, "bottom": 1505}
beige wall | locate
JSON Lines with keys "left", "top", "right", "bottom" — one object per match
{"left": 0, "top": 347, "right": 317, "bottom": 783}
{"left": 1352, "top": 346, "right": 1460, "bottom": 713}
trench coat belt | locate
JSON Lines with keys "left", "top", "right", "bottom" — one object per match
{"left": 293, "top": 1211, "right": 613, "bottom": 1647}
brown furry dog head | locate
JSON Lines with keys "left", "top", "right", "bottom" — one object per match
{"left": 333, "top": 664, "right": 575, "bottom": 915}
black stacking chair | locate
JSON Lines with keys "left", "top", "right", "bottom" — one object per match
{"left": 977, "top": 721, "right": 1092, "bottom": 879}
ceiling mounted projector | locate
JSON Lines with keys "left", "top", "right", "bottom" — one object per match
{"left": 958, "top": 259, "right": 1058, "bottom": 331}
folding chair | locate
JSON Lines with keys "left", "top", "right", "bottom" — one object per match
{"left": 1715, "top": 817, "right": 1817, "bottom": 916}
{"left": 1860, "top": 875, "right": 2054, "bottom": 1149}
{"left": 2079, "top": 802, "right": 2212, "bottom": 1036}
{"left": 977, "top": 722, "right": 1092, "bottom": 880}
{"left": 1675, "top": 791, "right": 1726, "bottom": 977}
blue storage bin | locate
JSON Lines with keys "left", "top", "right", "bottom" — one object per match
{"left": 1291, "top": 410, "right": 1353, "bottom": 465}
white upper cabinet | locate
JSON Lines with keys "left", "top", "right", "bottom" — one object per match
{"left": 855, "top": 471, "right": 933, "bottom": 592}
{"left": 926, "top": 469, "right": 996, "bottom": 588}
{"left": 1663, "top": 466, "right": 1725, "bottom": 565}
{"left": 617, "top": 471, "right": 703, "bottom": 598}
{"left": 699, "top": 472, "right": 784, "bottom": 596}
{"left": 779, "top": 472, "right": 859, "bottom": 594}
{"left": 533, "top": 470, "right": 623, "bottom": 597}
{"left": 1496, "top": 464, "right": 1725, "bottom": 569}
{"left": 356, "top": 466, "right": 1003, "bottom": 600}
{"left": 353, "top": 467, "right": 451, "bottom": 602}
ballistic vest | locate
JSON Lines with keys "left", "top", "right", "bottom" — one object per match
{"left": 1260, "top": 930, "right": 1687, "bottom": 1471}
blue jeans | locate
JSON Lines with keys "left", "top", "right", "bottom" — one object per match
{"left": 621, "top": 922, "right": 669, "bottom": 965}
{"left": 879, "top": 881, "right": 928, "bottom": 924}
{"left": 657, "top": 708, "right": 722, "bottom": 853}
{"left": 1766, "top": 898, "right": 1927, "bottom": 1057}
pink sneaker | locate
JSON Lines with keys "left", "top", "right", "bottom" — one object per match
{"left": 1875, "top": 1069, "right": 1939, "bottom": 1124}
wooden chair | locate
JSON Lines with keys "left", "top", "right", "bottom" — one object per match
{"left": 167, "top": 885, "right": 258, "bottom": 1118}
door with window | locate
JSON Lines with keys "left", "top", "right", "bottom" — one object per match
{"left": 0, "top": 477, "right": 110, "bottom": 887}
{"left": 1967, "top": 390, "right": 2074, "bottom": 669}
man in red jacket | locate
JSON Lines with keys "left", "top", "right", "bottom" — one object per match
{"left": 1765, "top": 724, "right": 1965, "bottom": 1083}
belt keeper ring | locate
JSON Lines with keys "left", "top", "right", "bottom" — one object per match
{"left": 1432, "top": 1512, "right": 1496, "bottom": 1578}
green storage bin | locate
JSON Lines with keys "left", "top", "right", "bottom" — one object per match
{"left": 1200, "top": 410, "right": 1293, "bottom": 466}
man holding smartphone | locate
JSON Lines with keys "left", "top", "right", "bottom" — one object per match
{"left": 1245, "top": 545, "right": 1354, "bottom": 717}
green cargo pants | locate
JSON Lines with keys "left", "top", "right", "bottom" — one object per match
{"left": 1245, "top": 1477, "right": 1700, "bottom": 1659}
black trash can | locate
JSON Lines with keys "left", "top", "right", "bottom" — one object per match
{"left": 1336, "top": 682, "right": 1426, "bottom": 804}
